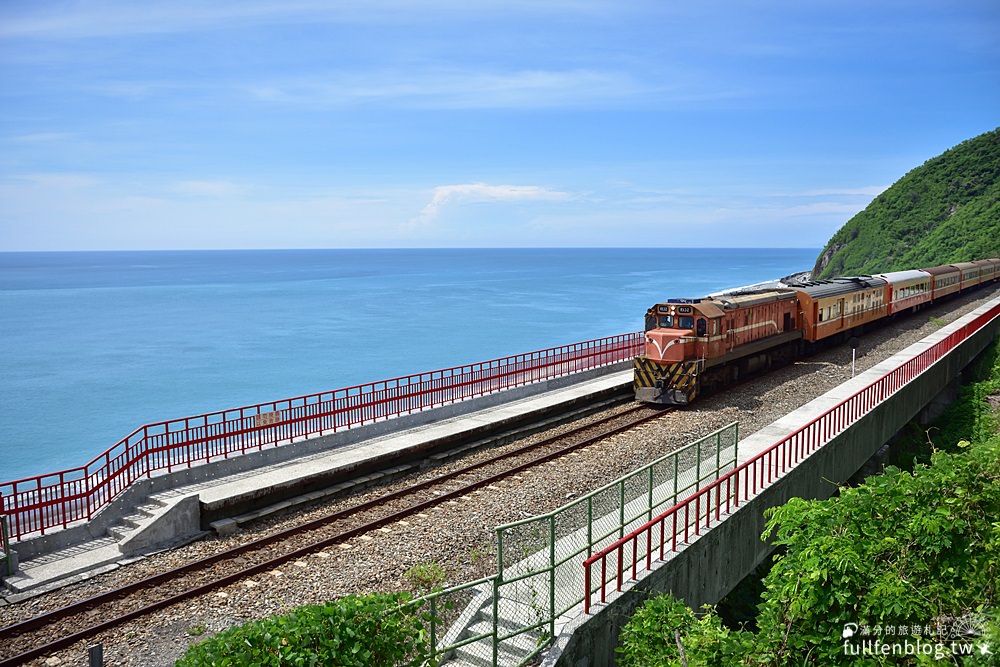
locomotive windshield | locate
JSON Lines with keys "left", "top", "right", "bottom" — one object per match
{"left": 654, "top": 315, "right": 694, "bottom": 329}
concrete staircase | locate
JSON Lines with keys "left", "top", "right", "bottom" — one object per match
{"left": 1, "top": 491, "right": 202, "bottom": 599}
{"left": 106, "top": 493, "right": 201, "bottom": 555}
{"left": 440, "top": 586, "right": 548, "bottom": 667}
{"left": 107, "top": 497, "right": 169, "bottom": 546}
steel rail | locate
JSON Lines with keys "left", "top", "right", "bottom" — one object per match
{"left": 0, "top": 403, "right": 668, "bottom": 666}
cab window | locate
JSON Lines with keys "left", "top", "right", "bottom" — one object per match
{"left": 658, "top": 315, "right": 674, "bottom": 328}
{"left": 678, "top": 316, "right": 694, "bottom": 329}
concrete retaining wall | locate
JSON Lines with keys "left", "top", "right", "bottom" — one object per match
{"left": 543, "top": 299, "right": 1000, "bottom": 667}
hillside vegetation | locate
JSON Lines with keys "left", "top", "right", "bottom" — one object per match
{"left": 814, "top": 127, "right": 1000, "bottom": 278}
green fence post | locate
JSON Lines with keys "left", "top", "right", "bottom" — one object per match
{"left": 430, "top": 595, "right": 438, "bottom": 659}
{"left": 618, "top": 481, "right": 625, "bottom": 539}
{"left": 549, "top": 514, "right": 556, "bottom": 641}
{"left": 735, "top": 423, "right": 739, "bottom": 463}
{"left": 672, "top": 451, "right": 679, "bottom": 505}
{"left": 696, "top": 439, "right": 702, "bottom": 489}
{"left": 716, "top": 431, "right": 722, "bottom": 476}
{"left": 492, "top": 576, "right": 500, "bottom": 667}
{"left": 497, "top": 527, "right": 505, "bottom": 583}
{"left": 647, "top": 465, "right": 654, "bottom": 522}
{"left": 494, "top": 526, "right": 504, "bottom": 667}
{"left": 587, "top": 497, "right": 593, "bottom": 559}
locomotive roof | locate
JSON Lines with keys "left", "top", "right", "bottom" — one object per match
{"left": 656, "top": 289, "right": 796, "bottom": 314}
{"left": 788, "top": 276, "right": 887, "bottom": 299}
{"left": 709, "top": 289, "right": 797, "bottom": 310}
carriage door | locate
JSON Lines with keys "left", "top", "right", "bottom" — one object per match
{"left": 695, "top": 318, "right": 707, "bottom": 359}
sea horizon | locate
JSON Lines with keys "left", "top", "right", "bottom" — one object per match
{"left": 0, "top": 247, "right": 818, "bottom": 481}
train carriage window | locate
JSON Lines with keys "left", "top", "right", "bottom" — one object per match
{"left": 658, "top": 315, "right": 674, "bottom": 328}
{"left": 696, "top": 318, "right": 706, "bottom": 337}
{"left": 679, "top": 316, "right": 694, "bottom": 329}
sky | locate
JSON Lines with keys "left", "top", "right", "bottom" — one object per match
{"left": 1, "top": 1, "right": 998, "bottom": 251}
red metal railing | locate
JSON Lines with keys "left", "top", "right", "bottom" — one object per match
{"left": 1, "top": 333, "right": 642, "bottom": 542}
{"left": 583, "top": 304, "right": 1000, "bottom": 613}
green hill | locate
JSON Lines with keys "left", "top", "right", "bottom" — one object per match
{"left": 813, "top": 127, "right": 1000, "bottom": 278}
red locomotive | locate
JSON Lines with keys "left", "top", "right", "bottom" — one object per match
{"left": 635, "top": 258, "right": 1000, "bottom": 405}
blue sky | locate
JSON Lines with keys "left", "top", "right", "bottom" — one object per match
{"left": 1, "top": 1, "right": 997, "bottom": 250}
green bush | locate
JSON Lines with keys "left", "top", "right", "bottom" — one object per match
{"left": 618, "top": 594, "right": 752, "bottom": 667}
{"left": 175, "top": 592, "right": 436, "bottom": 667}
{"left": 404, "top": 561, "right": 446, "bottom": 593}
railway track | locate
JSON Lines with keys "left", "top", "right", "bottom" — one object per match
{"left": 0, "top": 403, "right": 667, "bottom": 666}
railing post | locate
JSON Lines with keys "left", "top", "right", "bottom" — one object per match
{"left": 616, "top": 544, "right": 624, "bottom": 591}
{"left": 601, "top": 556, "right": 607, "bottom": 603}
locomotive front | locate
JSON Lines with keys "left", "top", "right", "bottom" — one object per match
{"left": 634, "top": 299, "right": 710, "bottom": 405}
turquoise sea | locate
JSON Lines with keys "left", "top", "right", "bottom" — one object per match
{"left": 0, "top": 248, "right": 817, "bottom": 481}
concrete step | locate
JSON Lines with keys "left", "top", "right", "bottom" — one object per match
{"left": 439, "top": 658, "right": 486, "bottom": 667}
{"left": 107, "top": 524, "right": 131, "bottom": 542}
{"left": 459, "top": 612, "right": 524, "bottom": 638}
{"left": 108, "top": 496, "right": 170, "bottom": 538}
{"left": 452, "top": 634, "right": 538, "bottom": 667}
{"left": 469, "top": 619, "right": 543, "bottom": 655}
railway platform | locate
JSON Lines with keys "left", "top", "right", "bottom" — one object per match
{"left": 1, "top": 366, "right": 633, "bottom": 602}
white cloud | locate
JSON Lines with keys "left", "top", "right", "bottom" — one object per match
{"left": 172, "top": 180, "right": 248, "bottom": 197}
{"left": 245, "top": 68, "right": 660, "bottom": 110}
{"left": 770, "top": 201, "right": 871, "bottom": 217}
{"left": 16, "top": 172, "right": 100, "bottom": 189}
{"left": 6, "top": 132, "right": 72, "bottom": 144}
{"left": 778, "top": 185, "right": 890, "bottom": 197}
{"left": 411, "top": 183, "right": 570, "bottom": 226}
{"left": 0, "top": 1, "right": 615, "bottom": 40}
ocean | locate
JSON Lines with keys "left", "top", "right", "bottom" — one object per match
{"left": 0, "top": 248, "right": 817, "bottom": 482}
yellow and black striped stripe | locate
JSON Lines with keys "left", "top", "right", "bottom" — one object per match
{"left": 633, "top": 357, "right": 701, "bottom": 404}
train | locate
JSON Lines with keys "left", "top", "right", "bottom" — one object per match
{"left": 634, "top": 258, "right": 1000, "bottom": 405}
